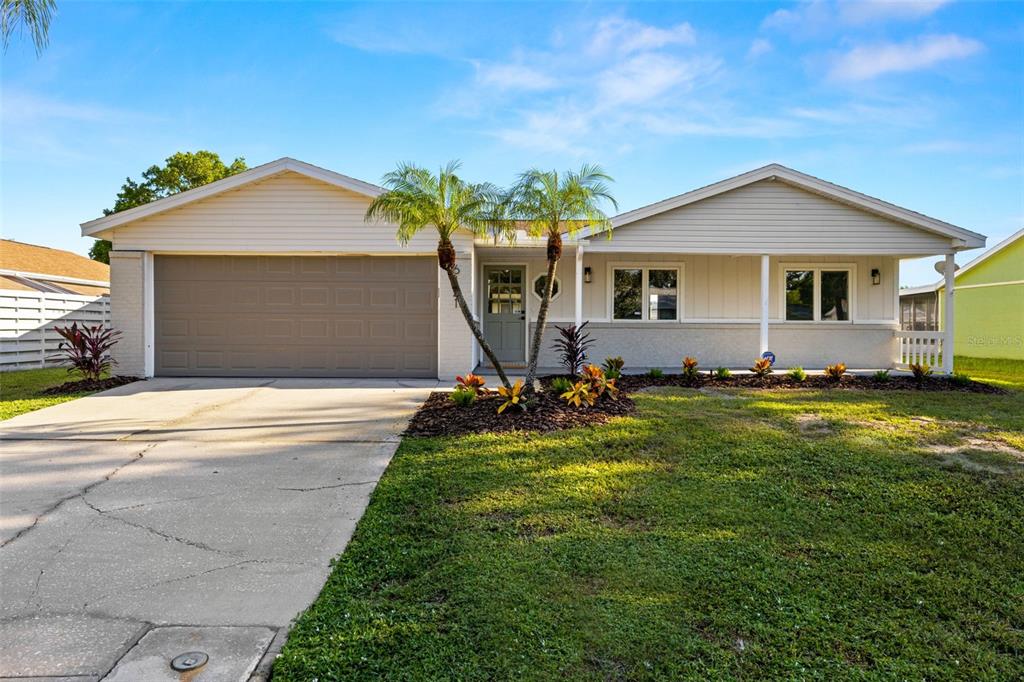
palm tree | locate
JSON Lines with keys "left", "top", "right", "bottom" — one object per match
{"left": 2, "top": 0, "right": 57, "bottom": 54}
{"left": 366, "top": 161, "right": 514, "bottom": 388}
{"left": 504, "top": 165, "right": 617, "bottom": 389}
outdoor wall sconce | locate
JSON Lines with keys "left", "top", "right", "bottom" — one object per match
{"left": 871, "top": 268, "right": 881, "bottom": 285}
{"left": 584, "top": 266, "right": 593, "bottom": 283}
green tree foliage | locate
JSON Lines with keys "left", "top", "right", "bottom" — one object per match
{"left": 90, "top": 151, "right": 247, "bottom": 263}
{"left": 2, "top": 0, "right": 56, "bottom": 55}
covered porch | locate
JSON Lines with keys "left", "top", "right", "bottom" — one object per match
{"left": 471, "top": 244, "right": 958, "bottom": 373}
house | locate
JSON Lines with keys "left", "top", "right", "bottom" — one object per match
{"left": 1, "top": 240, "right": 109, "bottom": 295}
{"left": 899, "top": 228, "right": 1023, "bottom": 360}
{"left": 0, "top": 240, "right": 111, "bottom": 370}
{"left": 79, "top": 158, "right": 985, "bottom": 379}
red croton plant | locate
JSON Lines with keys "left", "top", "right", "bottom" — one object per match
{"left": 51, "top": 323, "right": 123, "bottom": 382}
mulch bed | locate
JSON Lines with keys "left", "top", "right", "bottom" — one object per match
{"left": 406, "top": 371, "right": 1002, "bottom": 437}
{"left": 405, "top": 389, "right": 635, "bottom": 437}
{"left": 612, "top": 372, "right": 1005, "bottom": 394}
{"left": 42, "top": 375, "right": 140, "bottom": 396}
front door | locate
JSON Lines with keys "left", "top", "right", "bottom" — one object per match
{"left": 483, "top": 266, "right": 526, "bottom": 363}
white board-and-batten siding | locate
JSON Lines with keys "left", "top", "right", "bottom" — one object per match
{"left": 586, "top": 179, "right": 954, "bottom": 255}
{"left": 106, "top": 171, "right": 463, "bottom": 254}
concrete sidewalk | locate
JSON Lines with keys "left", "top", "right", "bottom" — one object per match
{"left": 0, "top": 377, "right": 434, "bottom": 680}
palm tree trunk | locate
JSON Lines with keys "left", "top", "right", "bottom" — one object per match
{"left": 438, "top": 242, "right": 512, "bottom": 389}
{"left": 524, "top": 243, "right": 560, "bottom": 390}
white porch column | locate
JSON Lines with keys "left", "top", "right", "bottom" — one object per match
{"left": 759, "top": 254, "right": 770, "bottom": 356}
{"left": 574, "top": 243, "right": 584, "bottom": 328}
{"left": 943, "top": 253, "right": 955, "bottom": 374}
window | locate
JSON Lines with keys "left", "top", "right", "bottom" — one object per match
{"left": 532, "top": 274, "right": 560, "bottom": 301}
{"left": 613, "top": 269, "right": 642, "bottom": 320}
{"left": 612, "top": 266, "right": 680, "bottom": 321}
{"left": 784, "top": 266, "right": 852, "bottom": 322}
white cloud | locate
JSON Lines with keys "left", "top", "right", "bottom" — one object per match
{"left": 475, "top": 62, "right": 558, "bottom": 91}
{"left": 837, "top": 0, "right": 952, "bottom": 25}
{"left": 748, "top": 38, "right": 773, "bottom": 59}
{"left": 597, "top": 54, "right": 717, "bottom": 105}
{"left": 830, "top": 34, "right": 984, "bottom": 81}
{"left": 494, "top": 108, "right": 594, "bottom": 154}
{"left": 588, "top": 16, "right": 696, "bottom": 56}
{"left": 763, "top": 0, "right": 952, "bottom": 35}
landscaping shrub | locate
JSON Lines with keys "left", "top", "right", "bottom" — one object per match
{"left": 750, "top": 358, "right": 773, "bottom": 377}
{"left": 714, "top": 366, "right": 731, "bottom": 379}
{"left": 550, "top": 376, "right": 573, "bottom": 394}
{"left": 560, "top": 380, "right": 596, "bottom": 408}
{"left": 787, "top": 366, "right": 807, "bottom": 382}
{"left": 681, "top": 356, "right": 700, "bottom": 383}
{"left": 450, "top": 388, "right": 477, "bottom": 407}
{"left": 910, "top": 363, "right": 932, "bottom": 383}
{"left": 551, "top": 322, "right": 595, "bottom": 378}
{"left": 824, "top": 362, "right": 847, "bottom": 382}
{"left": 873, "top": 369, "right": 891, "bottom": 383}
{"left": 582, "top": 364, "right": 619, "bottom": 401}
{"left": 496, "top": 379, "right": 526, "bottom": 413}
{"left": 602, "top": 356, "right": 624, "bottom": 380}
{"left": 455, "top": 373, "right": 488, "bottom": 395}
{"left": 647, "top": 368, "right": 664, "bottom": 378}
{"left": 51, "top": 323, "right": 123, "bottom": 382}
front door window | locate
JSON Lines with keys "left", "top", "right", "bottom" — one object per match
{"left": 484, "top": 267, "right": 526, "bottom": 363}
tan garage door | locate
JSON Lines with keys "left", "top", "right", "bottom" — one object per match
{"left": 154, "top": 255, "right": 437, "bottom": 377}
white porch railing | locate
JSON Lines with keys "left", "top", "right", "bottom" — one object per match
{"left": 896, "top": 330, "right": 943, "bottom": 369}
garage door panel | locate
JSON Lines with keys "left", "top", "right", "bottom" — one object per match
{"left": 155, "top": 256, "right": 437, "bottom": 377}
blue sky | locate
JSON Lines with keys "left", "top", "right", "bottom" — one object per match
{"left": 2, "top": 0, "right": 1021, "bottom": 285}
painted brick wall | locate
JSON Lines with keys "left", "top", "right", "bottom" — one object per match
{"left": 109, "top": 251, "right": 145, "bottom": 377}
{"left": 436, "top": 247, "right": 476, "bottom": 380}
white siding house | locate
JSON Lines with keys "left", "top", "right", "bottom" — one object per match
{"left": 80, "top": 158, "right": 985, "bottom": 379}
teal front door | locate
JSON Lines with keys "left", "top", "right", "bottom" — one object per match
{"left": 483, "top": 266, "right": 526, "bottom": 363}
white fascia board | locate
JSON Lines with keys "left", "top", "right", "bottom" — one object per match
{"left": 574, "top": 164, "right": 986, "bottom": 248}
{"left": 80, "top": 157, "right": 384, "bottom": 237}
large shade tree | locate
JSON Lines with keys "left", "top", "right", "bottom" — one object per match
{"left": 90, "top": 151, "right": 247, "bottom": 263}
{"left": 2, "top": 0, "right": 56, "bottom": 54}
{"left": 504, "top": 165, "right": 616, "bottom": 389}
{"left": 366, "top": 161, "right": 514, "bottom": 388}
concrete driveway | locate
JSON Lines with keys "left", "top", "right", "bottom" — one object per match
{"left": 0, "top": 377, "right": 435, "bottom": 681}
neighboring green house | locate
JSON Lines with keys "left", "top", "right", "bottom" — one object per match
{"left": 901, "top": 228, "right": 1023, "bottom": 360}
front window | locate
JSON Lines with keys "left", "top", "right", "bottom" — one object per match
{"left": 613, "top": 268, "right": 642, "bottom": 320}
{"left": 648, "top": 269, "right": 678, "bottom": 320}
{"left": 784, "top": 267, "right": 852, "bottom": 322}
{"left": 613, "top": 266, "right": 680, "bottom": 321}
{"left": 532, "top": 274, "right": 560, "bottom": 301}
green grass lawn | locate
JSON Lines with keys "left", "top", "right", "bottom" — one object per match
{"left": 955, "top": 356, "right": 1024, "bottom": 390}
{"left": 276, "top": 385, "right": 1024, "bottom": 681}
{"left": 0, "top": 367, "right": 97, "bottom": 420}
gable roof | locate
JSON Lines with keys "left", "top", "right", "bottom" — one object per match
{"left": 1, "top": 239, "right": 110, "bottom": 283}
{"left": 900, "top": 226, "right": 1023, "bottom": 296}
{"left": 579, "top": 163, "right": 985, "bottom": 249}
{"left": 80, "top": 157, "right": 383, "bottom": 237}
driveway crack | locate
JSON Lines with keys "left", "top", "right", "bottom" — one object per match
{"left": 81, "top": 495, "right": 239, "bottom": 558}
{"left": 276, "top": 480, "right": 377, "bottom": 492}
{"left": 0, "top": 442, "right": 157, "bottom": 549}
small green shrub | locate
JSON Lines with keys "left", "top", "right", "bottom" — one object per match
{"left": 550, "top": 376, "right": 573, "bottom": 394}
{"left": 714, "top": 367, "right": 731, "bottom": 379}
{"left": 949, "top": 372, "right": 972, "bottom": 387}
{"left": 787, "top": 366, "right": 807, "bottom": 382}
{"left": 872, "top": 369, "right": 891, "bottom": 382}
{"left": 647, "top": 368, "right": 664, "bottom": 378}
{"left": 602, "top": 356, "right": 624, "bottom": 373}
{"left": 450, "top": 388, "right": 477, "bottom": 406}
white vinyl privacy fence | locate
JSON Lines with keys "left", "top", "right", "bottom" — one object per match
{"left": 0, "top": 289, "right": 110, "bottom": 371}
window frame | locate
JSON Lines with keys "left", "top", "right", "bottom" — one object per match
{"left": 607, "top": 262, "right": 684, "bottom": 322}
{"left": 779, "top": 263, "right": 857, "bottom": 323}
{"left": 531, "top": 273, "right": 562, "bottom": 302}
